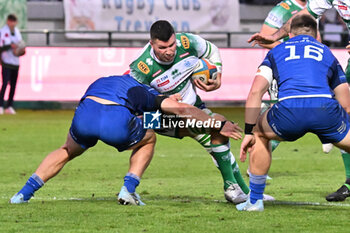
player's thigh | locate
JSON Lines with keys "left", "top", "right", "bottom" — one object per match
{"left": 257, "top": 110, "right": 284, "bottom": 141}
{"left": 63, "top": 132, "right": 86, "bottom": 159}
{"left": 128, "top": 129, "right": 156, "bottom": 150}
{"left": 333, "top": 129, "right": 350, "bottom": 153}
{"left": 70, "top": 99, "right": 101, "bottom": 150}
{"left": 99, "top": 106, "right": 148, "bottom": 151}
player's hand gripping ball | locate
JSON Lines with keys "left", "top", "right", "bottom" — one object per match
{"left": 191, "top": 59, "right": 218, "bottom": 85}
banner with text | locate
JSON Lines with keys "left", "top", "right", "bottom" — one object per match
{"left": 6, "top": 47, "right": 349, "bottom": 102}
{"left": 63, "top": 0, "right": 239, "bottom": 39}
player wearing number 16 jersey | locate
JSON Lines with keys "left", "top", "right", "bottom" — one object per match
{"left": 238, "top": 14, "right": 350, "bottom": 211}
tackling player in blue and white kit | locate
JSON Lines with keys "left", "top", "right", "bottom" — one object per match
{"left": 238, "top": 14, "right": 350, "bottom": 211}
{"left": 9, "top": 74, "right": 242, "bottom": 205}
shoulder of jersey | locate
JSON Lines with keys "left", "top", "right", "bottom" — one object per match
{"left": 130, "top": 45, "right": 153, "bottom": 75}
{"left": 176, "top": 32, "right": 192, "bottom": 50}
{"left": 132, "top": 45, "right": 153, "bottom": 75}
{"left": 269, "top": 0, "right": 297, "bottom": 14}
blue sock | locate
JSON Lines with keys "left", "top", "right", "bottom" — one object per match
{"left": 123, "top": 173, "right": 140, "bottom": 193}
{"left": 249, "top": 173, "right": 267, "bottom": 204}
{"left": 18, "top": 173, "right": 45, "bottom": 201}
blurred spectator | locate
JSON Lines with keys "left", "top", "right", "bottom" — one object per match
{"left": 0, "top": 14, "right": 26, "bottom": 115}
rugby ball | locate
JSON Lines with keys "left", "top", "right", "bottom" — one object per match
{"left": 191, "top": 59, "right": 218, "bottom": 84}
{"left": 14, "top": 41, "right": 26, "bottom": 57}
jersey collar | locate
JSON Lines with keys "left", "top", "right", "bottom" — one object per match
{"left": 288, "top": 34, "right": 317, "bottom": 42}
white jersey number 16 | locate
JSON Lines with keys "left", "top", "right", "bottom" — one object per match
{"left": 285, "top": 45, "right": 324, "bottom": 62}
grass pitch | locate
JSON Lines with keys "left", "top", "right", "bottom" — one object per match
{"left": 0, "top": 109, "right": 349, "bottom": 233}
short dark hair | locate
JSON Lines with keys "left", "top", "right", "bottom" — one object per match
{"left": 7, "top": 14, "right": 17, "bottom": 22}
{"left": 150, "top": 20, "right": 175, "bottom": 42}
{"left": 290, "top": 14, "right": 317, "bottom": 38}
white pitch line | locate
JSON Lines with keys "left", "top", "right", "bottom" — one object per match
{"left": 267, "top": 200, "right": 350, "bottom": 207}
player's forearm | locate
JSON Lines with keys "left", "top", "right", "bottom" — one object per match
{"left": 272, "top": 8, "right": 311, "bottom": 42}
{"left": 161, "top": 98, "right": 208, "bottom": 121}
{"left": 161, "top": 99, "right": 221, "bottom": 129}
{"left": 260, "top": 41, "right": 281, "bottom": 49}
{"left": 0, "top": 45, "right": 11, "bottom": 52}
{"left": 245, "top": 92, "right": 263, "bottom": 125}
{"left": 334, "top": 83, "right": 350, "bottom": 115}
{"left": 177, "top": 102, "right": 217, "bottom": 124}
{"left": 259, "top": 25, "right": 280, "bottom": 49}
{"left": 272, "top": 22, "right": 290, "bottom": 42}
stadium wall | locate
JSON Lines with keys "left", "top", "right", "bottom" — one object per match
{"left": 4, "top": 47, "right": 349, "bottom": 109}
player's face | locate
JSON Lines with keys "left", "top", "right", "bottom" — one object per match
{"left": 151, "top": 34, "right": 177, "bottom": 63}
{"left": 7, "top": 20, "right": 17, "bottom": 30}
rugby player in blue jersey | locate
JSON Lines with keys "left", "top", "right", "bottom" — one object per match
{"left": 249, "top": 0, "right": 350, "bottom": 202}
{"left": 238, "top": 14, "right": 350, "bottom": 211}
{"left": 9, "top": 74, "right": 242, "bottom": 205}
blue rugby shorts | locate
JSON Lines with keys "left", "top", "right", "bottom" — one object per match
{"left": 267, "top": 97, "right": 350, "bottom": 143}
{"left": 70, "top": 99, "right": 146, "bottom": 151}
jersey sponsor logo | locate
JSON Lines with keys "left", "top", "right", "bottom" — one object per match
{"left": 267, "top": 13, "right": 281, "bottom": 25}
{"left": 339, "top": 5, "right": 348, "bottom": 10}
{"left": 181, "top": 36, "right": 190, "bottom": 49}
{"left": 171, "top": 69, "right": 180, "bottom": 78}
{"left": 160, "top": 75, "right": 168, "bottom": 81}
{"left": 184, "top": 60, "right": 191, "bottom": 67}
{"left": 152, "top": 69, "right": 162, "bottom": 77}
{"left": 137, "top": 61, "right": 150, "bottom": 74}
{"left": 337, "top": 121, "right": 347, "bottom": 134}
{"left": 179, "top": 52, "right": 189, "bottom": 58}
{"left": 156, "top": 75, "right": 168, "bottom": 83}
{"left": 280, "top": 2, "right": 290, "bottom": 10}
{"left": 157, "top": 80, "right": 170, "bottom": 87}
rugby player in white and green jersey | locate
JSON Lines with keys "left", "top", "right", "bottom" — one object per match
{"left": 262, "top": 0, "right": 306, "bottom": 49}
{"left": 249, "top": 0, "right": 350, "bottom": 202}
{"left": 129, "top": 20, "right": 260, "bottom": 204}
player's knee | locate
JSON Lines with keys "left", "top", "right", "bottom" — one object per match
{"left": 334, "top": 130, "right": 350, "bottom": 153}
{"left": 60, "top": 144, "right": 83, "bottom": 160}
{"left": 148, "top": 131, "right": 156, "bottom": 144}
{"left": 144, "top": 130, "right": 157, "bottom": 145}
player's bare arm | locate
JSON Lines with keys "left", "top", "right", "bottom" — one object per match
{"left": 248, "top": 8, "right": 310, "bottom": 46}
{"left": 160, "top": 97, "right": 242, "bottom": 140}
{"left": 334, "top": 83, "right": 350, "bottom": 114}
{"left": 257, "top": 24, "right": 281, "bottom": 49}
{"left": 240, "top": 75, "right": 270, "bottom": 162}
